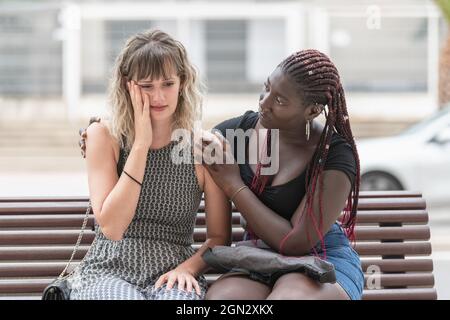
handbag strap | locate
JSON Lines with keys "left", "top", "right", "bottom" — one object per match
{"left": 57, "top": 200, "right": 92, "bottom": 279}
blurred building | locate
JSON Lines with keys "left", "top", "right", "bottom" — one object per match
{"left": 0, "top": 0, "right": 448, "bottom": 120}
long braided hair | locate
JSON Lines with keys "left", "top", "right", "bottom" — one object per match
{"left": 251, "top": 49, "right": 360, "bottom": 257}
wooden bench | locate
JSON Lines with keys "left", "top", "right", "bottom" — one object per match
{"left": 0, "top": 191, "right": 437, "bottom": 300}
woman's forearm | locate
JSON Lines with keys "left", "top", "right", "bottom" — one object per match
{"left": 232, "top": 187, "right": 295, "bottom": 251}
{"left": 97, "top": 144, "right": 149, "bottom": 240}
{"left": 179, "top": 237, "right": 229, "bottom": 277}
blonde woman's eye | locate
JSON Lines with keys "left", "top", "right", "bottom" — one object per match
{"left": 164, "top": 82, "right": 174, "bottom": 87}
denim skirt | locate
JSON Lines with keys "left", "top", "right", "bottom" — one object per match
{"left": 310, "top": 222, "right": 364, "bottom": 300}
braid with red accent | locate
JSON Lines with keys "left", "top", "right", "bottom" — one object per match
{"left": 246, "top": 130, "right": 272, "bottom": 243}
{"left": 252, "top": 49, "right": 360, "bottom": 257}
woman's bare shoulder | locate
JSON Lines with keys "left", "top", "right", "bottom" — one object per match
{"left": 86, "top": 119, "right": 120, "bottom": 164}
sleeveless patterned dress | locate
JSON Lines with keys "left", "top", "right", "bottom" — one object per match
{"left": 69, "top": 140, "right": 207, "bottom": 300}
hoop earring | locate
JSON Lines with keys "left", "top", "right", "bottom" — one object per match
{"left": 305, "top": 120, "right": 311, "bottom": 141}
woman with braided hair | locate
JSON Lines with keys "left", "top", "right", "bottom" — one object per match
{"left": 80, "top": 49, "right": 363, "bottom": 300}
{"left": 201, "top": 49, "right": 363, "bottom": 300}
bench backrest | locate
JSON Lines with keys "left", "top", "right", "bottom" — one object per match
{"left": 0, "top": 191, "right": 437, "bottom": 300}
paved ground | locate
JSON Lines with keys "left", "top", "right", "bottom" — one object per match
{"left": 0, "top": 171, "right": 449, "bottom": 299}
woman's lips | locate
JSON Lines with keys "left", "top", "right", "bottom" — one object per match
{"left": 259, "top": 110, "right": 267, "bottom": 119}
{"left": 259, "top": 110, "right": 271, "bottom": 126}
{"left": 150, "top": 105, "right": 168, "bottom": 112}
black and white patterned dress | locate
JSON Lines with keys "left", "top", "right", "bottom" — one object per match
{"left": 69, "top": 141, "right": 207, "bottom": 300}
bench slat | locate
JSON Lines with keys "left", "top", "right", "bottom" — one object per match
{"left": 0, "top": 241, "right": 432, "bottom": 262}
{"left": 0, "top": 225, "right": 431, "bottom": 245}
{"left": 0, "top": 261, "right": 434, "bottom": 288}
{"left": 203, "top": 273, "right": 434, "bottom": 289}
{"left": 362, "top": 288, "right": 437, "bottom": 300}
{"left": 352, "top": 210, "right": 428, "bottom": 224}
{"left": 0, "top": 191, "right": 423, "bottom": 203}
{"left": 0, "top": 215, "right": 96, "bottom": 228}
{"left": 0, "top": 278, "right": 51, "bottom": 294}
{"left": 193, "top": 226, "right": 432, "bottom": 242}
{"left": 0, "top": 272, "right": 435, "bottom": 295}
{"left": 0, "top": 197, "right": 426, "bottom": 214}
{"left": 0, "top": 210, "right": 430, "bottom": 228}
{"left": 352, "top": 198, "right": 426, "bottom": 210}
{"left": 0, "top": 246, "right": 91, "bottom": 261}
{"left": 0, "top": 230, "right": 97, "bottom": 245}
{"left": 196, "top": 210, "right": 429, "bottom": 226}
{"left": 361, "top": 258, "right": 434, "bottom": 272}
{"left": 0, "top": 257, "right": 435, "bottom": 278}
{"left": 357, "top": 191, "right": 422, "bottom": 198}
{"left": 0, "top": 196, "right": 88, "bottom": 202}
{"left": 355, "top": 242, "right": 431, "bottom": 256}
{"left": 0, "top": 289, "right": 438, "bottom": 300}
{"left": 199, "top": 197, "right": 427, "bottom": 212}
{"left": 0, "top": 202, "right": 89, "bottom": 214}
{"left": 0, "top": 294, "right": 41, "bottom": 300}
{"left": 363, "top": 273, "right": 434, "bottom": 287}
{"left": 0, "top": 262, "right": 79, "bottom": 277}
{"left": 355, "top": 226, "right": 430, "bottom": 241}
{"left": 0, "top": 228, "right": 246, "bottom": 245}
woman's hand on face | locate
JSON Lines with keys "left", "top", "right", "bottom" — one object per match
{"left": 197, "top": 131, "right": 243, "bottom": 198}
{"left": 78, "top": 116, "right": 101, "bottom": 158}
{"left": 128, "top": 81, "right": 153, "bottom": 150}
{"left": 154, "top": 268, "right": 202, "bottom": 296}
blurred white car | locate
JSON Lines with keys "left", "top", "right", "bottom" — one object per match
{"left": 357, "top": 106, "right": 450, "bottom": 203}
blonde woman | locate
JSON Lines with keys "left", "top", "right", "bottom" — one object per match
{"left": 70, "top": 29, "right": 230, "bottom": 300}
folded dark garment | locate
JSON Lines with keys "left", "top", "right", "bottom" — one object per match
{"left": 202, "top": 242, "right": 336, "bottom": 284}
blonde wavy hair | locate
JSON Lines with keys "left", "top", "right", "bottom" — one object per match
{"left": 107, "top": 29, "right": 203, "bottom": 151}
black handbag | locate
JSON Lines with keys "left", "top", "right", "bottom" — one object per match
{"left": 41, "top": 202, "right": 93, "bottom": 300}
{"left": 202, "top": 241, "right": 336, "bottom": 285}
{"left": 41, "top": 277, "right": 72, "bottom": 300}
